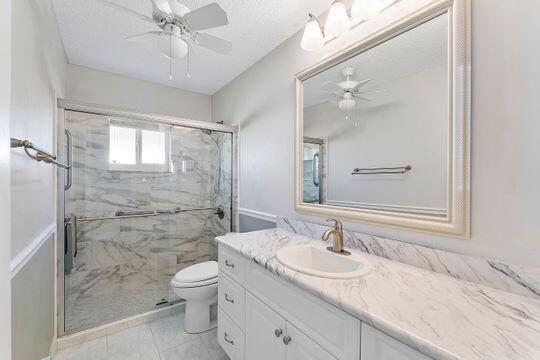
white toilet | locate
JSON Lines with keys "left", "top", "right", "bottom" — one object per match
{"left": 170, "top": 261, "right": 218, "bottom": 334}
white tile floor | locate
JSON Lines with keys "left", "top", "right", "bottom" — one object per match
{"left": 56, "top": 313, "right": 229, "bottom": 360}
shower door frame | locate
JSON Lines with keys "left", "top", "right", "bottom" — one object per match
{"left": 55, "top": 98, "right": 239, "bottom": 338}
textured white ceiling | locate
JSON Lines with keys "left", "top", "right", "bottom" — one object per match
{"left": 303, "top": 13, "right": 448, "bottom": 107}
{"left": 53, "top": 0, "right": 330, "bottom": 95}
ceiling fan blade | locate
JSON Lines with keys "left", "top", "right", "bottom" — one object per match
{"left": 321, "top": 81, "right": 342, "bottom": 90}
{"left": 195, "top": 33, "right": 232, "bottom": 54}
{"left": 125, "top": 31, "right": 162, "bottom": 42}
{"left": 151, "top": 0, "right": 172, "bottom": 14}
{"left": 184, "top": 3, "right": 228, "bottom": 31}
{"left": 352, "top": 95, "right": 371, "bottom": 102}
{"left": 97, "top": 0, "right": 154, "bottom": 23}
{"left": 317, "top": 91, "right": 341, "bottom": 97}
{"left": 351, "top": 79, "right": 371, "bottom": 91}
{"left": 361, "top": 88, "right": 387, "bottom": 95}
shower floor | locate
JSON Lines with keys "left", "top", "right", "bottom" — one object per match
{"left": 64, "top": 266, "right": 179, "bottom": 331}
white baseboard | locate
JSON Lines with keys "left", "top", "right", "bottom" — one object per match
{"left": 238, "top": 208, "right": 277, "bottom": 222}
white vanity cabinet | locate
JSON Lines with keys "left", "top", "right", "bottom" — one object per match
{"left": 218, "top": 245, "right": 432, "bottom": 360}
{"left": 245, "top": 292, "right": 336, "bottom": 360}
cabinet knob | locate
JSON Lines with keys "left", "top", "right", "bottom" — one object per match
{"left": 224, "top": 293, "right": 234, "bottom": 303}
{"left": 224, "top": 332, "right": 234, "bottom": 345}
{"left": 225, "top": 260, "right": 235, "bottom": 268}
{"left": 274, "top": 328, "right": 283, "bottom": 337}
{"left": 283, "top": 336, "right": 291, "bottom": 345}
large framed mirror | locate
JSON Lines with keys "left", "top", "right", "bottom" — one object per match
{"left": 295, "top": 0, "right": 470, "bottom": 236}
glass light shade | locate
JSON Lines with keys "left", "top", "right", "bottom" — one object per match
{"left": 338, "top": 98, "right": 356, "bottom": 111}
{"left": 324, "top": 1, "right": 351, "bottom": 38}
{"left": 351, "top": 0, "right": 384, "bottom": 22}
{"left": 301, "top": 17, "right": 325, "bottom": 51}
{"left": 158, "top": 27, "right": 188, "bottom": 59}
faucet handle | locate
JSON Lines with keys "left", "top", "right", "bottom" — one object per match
{"left": 326, "top": 218, "right": 342, "bottom": 229}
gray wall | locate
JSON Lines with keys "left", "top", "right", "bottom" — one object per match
{"left": 239, "top": 214, "right": 276, "bottom": 233}
{"left": 67, "top": 64, "right": 212, "bottom": 122}
{"left": 11, "top": 235, "right": 55, "bottom": 360}
{"left": 212, "top": 0, "right": 540, "bottom": 267}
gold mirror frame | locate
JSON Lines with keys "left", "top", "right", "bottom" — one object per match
{"left": 295, "top": 0, "right": 470, "bottom": 237}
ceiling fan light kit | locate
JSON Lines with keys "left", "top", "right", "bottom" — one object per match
{"left": 157, "top": 24, "right": 188, "bottom": 59}
{"left": 97, "top": 0, "right": 232, "bottom": 80}
{"left": 301, "top": 0, "right": 398, "bottom": 51}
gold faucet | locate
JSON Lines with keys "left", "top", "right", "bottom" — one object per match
{"left": 322, "top": 219, "right": 350, "bottom": 255}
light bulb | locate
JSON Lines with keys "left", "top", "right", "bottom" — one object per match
{"left": 351, "top": 0, "right": 384, "bottom": 22}
{"left": 300, "top": 14, "right": 325, "bottom": 51}
{"left": 324, "top": 1, "right": 351, "bottom": 38}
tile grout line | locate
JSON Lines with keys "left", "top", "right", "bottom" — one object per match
{"left": 147, "top": 322, "right": 163, "bottom": 360}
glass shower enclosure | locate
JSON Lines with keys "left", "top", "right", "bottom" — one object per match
{"left": 57, "top": 102, "right": 235, "bottom": 335}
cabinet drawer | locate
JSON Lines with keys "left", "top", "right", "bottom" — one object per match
{"left": 219, "top": 245, "right": 245, "bottom": 284}
{"left": 218, "top": 307, "right": 245, "bottom": 360}
{"left": 218, "top": 272, "right": 246, "bottom": 330}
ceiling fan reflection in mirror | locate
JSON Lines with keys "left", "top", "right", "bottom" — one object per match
{"left": 97, "top": 0, "right": 232, "bottom": 80}
{"left": 320, "top": 67, "right": 384, "bottom": 112}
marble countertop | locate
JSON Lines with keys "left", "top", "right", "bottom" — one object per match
{"left": 216, "top": 229, "right": 540, "bottom": 360}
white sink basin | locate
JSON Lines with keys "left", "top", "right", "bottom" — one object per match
{"left": 276, "top": 244, "right": 370, "bottom": 279}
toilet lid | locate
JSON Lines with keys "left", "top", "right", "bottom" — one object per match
{"left": 173, "top": 261, "right": 218, "bottom": 284}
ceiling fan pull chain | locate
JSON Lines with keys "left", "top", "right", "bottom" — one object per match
{"left": 169, "top": 32, "right": 173, "bottom": 80}
{"left": 186, "top": 46, "right": 191, "bottom": 78}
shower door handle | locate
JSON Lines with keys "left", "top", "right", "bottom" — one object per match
{"left": 312, "top": 153, "right": 319, "bottom": 187}
{"left": 64, "top": 129, "right": 73, "bottom": 190}
{"left": 224, "top": 332, "right": 234, "bottom": 345}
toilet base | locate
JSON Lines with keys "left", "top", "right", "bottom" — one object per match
{"left": 183, "top": 294, "right": 218, "bottom": 334}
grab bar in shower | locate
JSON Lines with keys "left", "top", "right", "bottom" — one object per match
{"left": 77, "top": 206, "right": 225, "bottom": 222}
{"left": 351, "top": 165, "right": 412, "bottom": 175}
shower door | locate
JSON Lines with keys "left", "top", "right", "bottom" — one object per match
{"left": 302, "top": 138, "right": 324, "bottom": 204}
{"left": 62, "top": 109, "right": 233, "bottom": 333}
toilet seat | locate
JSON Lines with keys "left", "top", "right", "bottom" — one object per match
{"left": 170, "top": 261, "right": 218, "bottom": 288}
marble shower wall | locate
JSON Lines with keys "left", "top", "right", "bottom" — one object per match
{"left": 209, "top": 132, "right": 233, "bottom": 260}
{"left": 277, "top": 216, "right": 540, "bottom": 301}
{"left": 64, "top": 110, "right": 232, "bottom": 331}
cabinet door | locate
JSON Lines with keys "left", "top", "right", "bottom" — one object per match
{"left": 285, "top": 323, "right": 337, "bottom": 360}
{"left": 361, "top": 323, "right": 432, "bottom": 360}
{"left": 245, "top": 293, "right": 287, "bottom": 360}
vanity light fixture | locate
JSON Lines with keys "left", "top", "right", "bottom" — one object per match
{"left": 300, "top": 14, "right": 325, "bottom": 51}
{"left": 351, "top": 0, "right": 385, "bottom": 22}
{"left": 301, "top": 0, "right": 399, "bottom": 51}
{"left": 324, "top": 1, "right": 351, "bottom": 38}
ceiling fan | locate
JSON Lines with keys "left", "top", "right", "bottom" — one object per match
{"left": 97, "top": 0, "right": 232, "bottom": 79}
{"left": 320, "top": 66, "right": 382, "bottom": 111}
